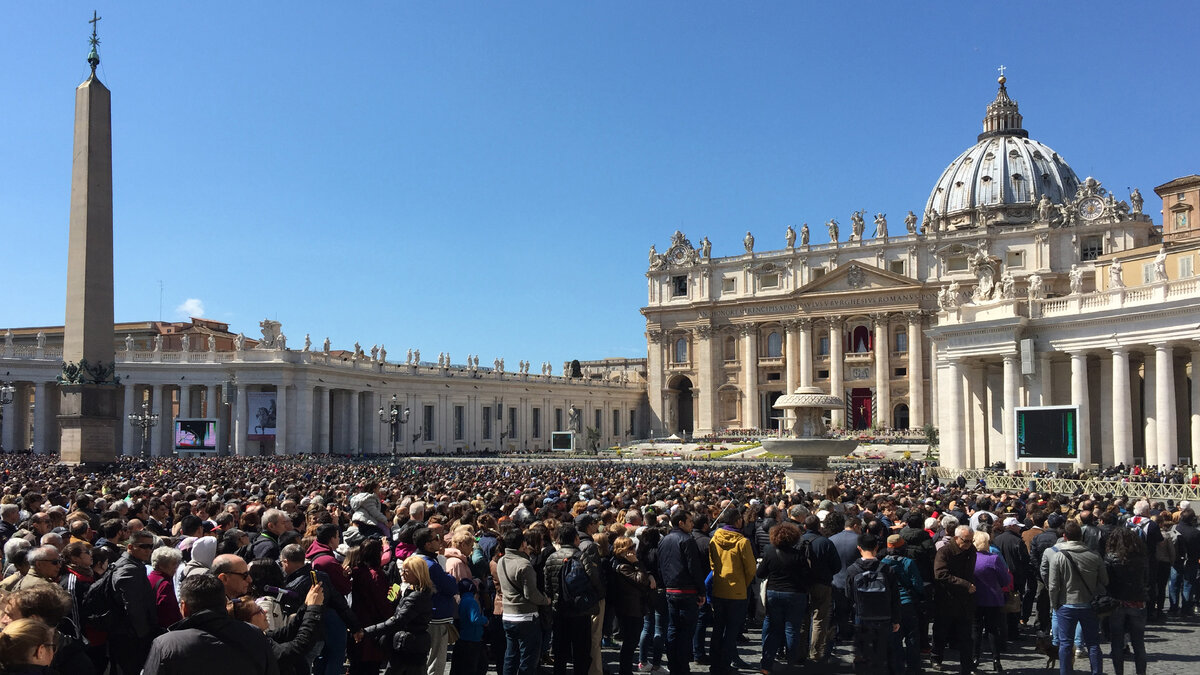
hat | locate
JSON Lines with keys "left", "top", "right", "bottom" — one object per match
{"left": 457, "top": 578, "right": 478, "bottom": 595}
{"left": 1002, "top": 517, "right": 1020, "bottom": 528}
{"left": 1047, "top": 513, "right": 1066, "bottom": 529}
{"left": 574, "top": 513, "right": 597, "bottom": 530}
{"left": 887, "top": 534, "right": 904, "bottom": 548}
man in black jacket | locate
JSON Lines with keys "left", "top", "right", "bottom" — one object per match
{"left": 846, "top": 533, "right": 900, "bottom": 675}
{"left": 545, "top": 524, "right": 600, "bottom": 675}
{"left": 1174, "top": 507, "right": 1200, "bottom": 615}
{"left": 994, "top": 517, "right": 1030, "bottom": 636}
{"left": 143, "top": 574, "right": 279, "bottom": 675}
{"left": 108, "top": 531, "right": 159, "bottom": 675}
{"left": 659, "top": 509, "right": 707, "bottom": 675}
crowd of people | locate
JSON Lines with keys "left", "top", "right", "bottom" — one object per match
{"left": 0, "top": 453, "right": 1191, "bottom": 675}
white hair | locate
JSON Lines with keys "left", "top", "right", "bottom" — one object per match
{"left": 409, "top": 501, "right": 427, "bottom": 521}
{"left": 955, "top": 525, "right": 973, "bottom": 539}
{"left": 1134, "top": 500, "right": 1150, "bottom": 517}
{"left": 151, "top": 545, "right": 183, "bottom": 571}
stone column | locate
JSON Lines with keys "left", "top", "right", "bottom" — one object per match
{"left": 741, "top": 324, "right": 759, "bottom": 429}
{"left": 1155, "top": 344, "right": 1178, "bottom": 466}
{"left": 32, "top": 382, "right": 48, "bottom": 454}
{"left": 907, "top": 312, "right": 924, "bottom": 428}
{"left": 349, "top": 390, "right": 360, "bottom": 455}
{"left": 929, "top": 341, "right": 938, "bottom": 431}
{"left": 695, "top": 326, "right": 716, "bottom": 436}
{"left": 149, "top": 384, "right": 164, "bottom": 457}
{"left": 940, "top": 358, "right": 965, "bottom": 469}
{"left": 783, "top": 321, "right": 799, "bottom": 430}
{"left": 1143, "top": 354, "right": 1158, "bottom": 466}
{"left": 1193, "top": 349, "right": 1200, "bottom": 465}
{"left": 647, "top": 331, "right": 665, "bottom": 434}
{"left": 1003, "top": 354, "right": 1019, "bottom": 463}
{"left": 1039, "top": 353, "right": 1054, "bottom": 405}
{"left": 319, "top": 388, "right": 331, "bottom": 454}
{"left": 275, "top": 384, "right": 288, "bottom": 455}
{"left": 295, "top": 386, "right": 313, "bottom": 454}
{"left": 799, "top": 318, "right": 814, "bottom": 388}
{"left": 234, "top": 384, "right": 248, "bottom": 456}
{"left": 178, "top": 385, "right": 191, "bottom": 421}
{"left": 829, "top": 316, "right": 845, "bottom": 428}
{"left": 873, "top": 314, "right": 891, "bottom": 428}
{"left": 1111, "top": 347, "right": 1134, "bottom": 466}
{"left": 205, "top": 385, "right": 217, "bottom": 419}
{"left": 121, "top": 385, "right": 137, "bottom": 456}
{"left": 1069, "top": 352, "right": 1091, "bottom": 466}
{"left": 1, "top": 386, "right": 15, "bottom": 453}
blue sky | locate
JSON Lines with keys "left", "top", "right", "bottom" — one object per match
{"left": 2, "top": 3, "right": 1198, "bottom": 368}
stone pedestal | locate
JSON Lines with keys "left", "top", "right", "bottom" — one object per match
{"left": 784, "top": 468, "right": 837, "bottom": 496}
{"left": 58, "top": 384, "right": 120, "bottom": 465}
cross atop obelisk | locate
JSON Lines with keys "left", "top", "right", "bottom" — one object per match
{"left": 60, "top": 12, "right": 120, "bottom": 465}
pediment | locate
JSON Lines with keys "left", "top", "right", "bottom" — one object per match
{"left": 797, "top": 262, "right": 920, "bottom": 295}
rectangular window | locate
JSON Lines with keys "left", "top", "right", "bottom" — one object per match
{"left": 453, "top": 405, "right": 464, "bottom": 441}
{"left": 895, "top": 331, "right": 908, "bottom": 353}
{"left": 817, "top": 369, "right": 830, "bottom": 380}
{"left": 532, "top": 408, "right": 541, "bottom": 438}
{"left": 508, "top": 407, "right": 517, "bottom": 440}
{"left": 1143, "top": 263, "right": 1155, "bottom": 284}
{"left": 1006, "top": 250, "right": 1025, "bottom": 268}
{"left": 760, "top": 273, "right": 779, "bottom": 289}
{"left": 613, "top": 409, "right": 620, "bottom": 436}
{"left": 555, "top": 407, "right": 563, "bottom": 432}
{"left": 894, "top": 367, "right": 907, "bottom": 377}
{"left": 595, "top": 408, "right": 603, "bottom": 433}
{"left": 818, "top": 336, "right": 830, "bottom": 356}
{"left": 947, "top": 255, "right": 969, "bottom": 272}
{"left": 1180, "top": 256, "right": 1194, "bottom": 278}
{"left": 889, "top": 260, "right": 905, "bottom": 275}
{"left": 423, "top": 405, "right": 434, "bottom": 442}
{"left": 482, "top": 407, "right": 492, "bottom": 439}
{"left": 722, "top": 277, "right": 736, "bottom": 294}
{"left": 766, "top": 372, "right": 781, "bottom": 381}
{"left": 812, "top": 268, "right": 827, "bottom": 279}
{"left": 671, "top": 275, "right": 688, "bottom": 297}
{"left": 1082, "top": 237, "right": 1103, "bottom": 262}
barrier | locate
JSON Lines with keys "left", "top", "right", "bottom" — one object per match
{"left": 931, "top": 468, "right": 1200, "bottom": 501}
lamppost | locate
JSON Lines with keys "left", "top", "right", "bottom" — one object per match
{"left": 128, "top": 400, "right": 159, "bottom": 458}
{"left": 0, "top": 382, "right": 14, "bottom": 453}
{"left": 377, "top": 394, "right": 410, "bottom": 459}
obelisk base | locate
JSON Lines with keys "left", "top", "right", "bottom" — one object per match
{"left": 58, "top": 384, "right": 121, "bottom": 465}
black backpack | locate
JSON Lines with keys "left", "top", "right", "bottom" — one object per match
{"left": 81, "top": 566, "right": 120, "bottom": 632}
{"left": 852, "top": 564, "right": 891, "bottom": 621}
{"left": 558, "top": 555, "right": 598, "bottom": 613}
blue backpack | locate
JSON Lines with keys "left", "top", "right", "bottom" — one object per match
{"left": 558, "top": 556, "right": 598, "bottom": 612}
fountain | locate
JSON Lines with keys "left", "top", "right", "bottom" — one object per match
{"left": 759, "top": 386, "right": 859, "bottom": 493}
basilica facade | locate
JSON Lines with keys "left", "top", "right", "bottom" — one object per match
{"left": 643, "top": 77, "right": 1200, "bottom": 470}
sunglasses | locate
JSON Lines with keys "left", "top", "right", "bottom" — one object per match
{"left": 225, "top": 570, "right": 251, "bottom": 580}
{"left": 131, "top": 543, "right": 154, "bottom": 550}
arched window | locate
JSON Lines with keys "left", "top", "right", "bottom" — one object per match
{"left": 674, "top": 338, "right": 688, "bottom": 363}
{"left": 852, "top": 325, "right": 871, "bottom": 353}
{"left": 723, "top": 335, "right": 737, "bottom": 362}
{"left": 766, "top": 332, "right": 782, "bottom": 358}
{"left": 894, "top": 403, "right": 910, "bottom": 430}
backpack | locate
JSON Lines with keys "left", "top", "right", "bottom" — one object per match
{"left": 81, "top": 566, "right": 120, "bottom": 632}
{"left": 557, "top": 555, "right": 598, "bottom": 613}
{"left": 852, "top": 564, "right": 890, "bottom": 620}
{"left": 796, "top": 536, "right": 815, "bottom": 574}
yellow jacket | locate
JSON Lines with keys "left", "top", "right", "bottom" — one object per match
{"left": 708, "top": 526, "right": 757, "bottom": 600}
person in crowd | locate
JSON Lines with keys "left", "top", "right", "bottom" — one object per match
{"left": 248, "top": 558, "right": 289, "bottom": 631}
{"left": 757, "top": 520, "right": 808, "bottom": 672}
{"left": 1173, "top": 507, "right": 1200, "bottom": 616}
{"left": 232, "top": 582, "right": 324, "bottom": 675}
{"left": 177, "top": 535, "right": 217, "bottom": 587}
{"left": 808, "top": 511, "right": 846, "bottom": 664}
{"left": 213, "top": 553, "right": 253, "bottom": 600}
{"left": 576, "top": 513, "right": 608, "bottom": 675}
{"left": 880, "top": 534, "right": 923, "bottom": 675}
{"left": 2, "top": 584, "right": 95, "bottom": 674}
{"left": 0, "top": 617, "right": 57, "bottom": 675}
{"left": 11, "top": 546, "right": 61, "bottom": 591}
{"left": 993, "top": 516, "right": 1030, "bottom": 638}
{"left": 932, "top": 525, "right": 977, "bottom": 675}
{"left": 845, "top": 532, "right": 900, "bottom": 675}
{"left": 413, "top": 526, "right": 461, "bottom": 675}
{"left": 253, "top": 509, "right": 291, "bottom": 561}
{"left": 497, "top": 528, "right": 550, "bottom": 675}
{"left": 708, "top": 505, "right": 756, "bottom": 675}
{"left": 142, "top": 574, "right": 279, "bottom": 675}
{"left": 657, "top": 508, "right": 706, "bottom": 675}
{"left": 1048, "top": 521, "right": 1108, "bottom": 675}
{"left": 972, "top": 531, "right": 1010, "bottom": 675}
{"left": 546, "top": 524, "right": 600, "bottom": 675}
{"left": 1104, "top": 526, "right": 1148, "bottom": 675}
{"left": 361, "top": 555, "right": 434, "bottom": 675}
{"left": 109, "top": 530, "right": 158, "bottom": 675}
{"left": 348, "top": 537, "right": 394, "bottom": 675}
{"left": 450, "top": 578, "right": 489, "bottom": 675}
{"left": 147, "top": 545, "right": 183, "bottom": 629}
{"left": 636, "top": 524, "right": 667, "bottom": 673}
{"left": 308, "top": 523, "right": 354, "bottom": 675}
{"left": 610, "top": 535, "right": 654, "bottom": 675}
{"left": 691, "top": 511, "right": 714, "bottom": 666}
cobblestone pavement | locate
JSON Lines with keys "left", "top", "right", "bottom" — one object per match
{"left": 540, "top": 613, "right": 1200, "bottom": 675}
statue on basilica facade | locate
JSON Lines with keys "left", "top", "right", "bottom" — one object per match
{"left": 743, "top": 231, "right": 755, "bottom": 254}
{"left": 1068, "top": 264, "right": 1084, "bottom": 294}
{"left": 323, "top": 337, "right": 331, "bottom": 353}
{"left": 850, "top": 210, "right": 865, "bottom": 241}
{"left": 1027, "top": 274, "right": 1046, "bottom": 300}
{"left": 800, "top": 223, "right": 809, "bottom": 246}
{"left": 648, "top": 244, "right": 657, "bottom": 265}
{"left": 700, "top": 237, "right": 712, "bottom": 259}
{"left": 1037, "top": 194, "right": 1053, "bottom": 223}
{"left": 413, "top": 348, "right": 420, "bottom": 364}
{"left": 999, "top": 270, "right": 1016, "bottom": 299}
{"left": 406, "top": 348, "right": 413, "bottom": 364}
{"left": 124, "top": 334, "right": 134, "bottom": 351}
{"left": 904, "top": 211, "right": 917, "bottom": 235}
{"left": 785, "top": 225, "right": 796, "bottom": 249}
{"left": 181, "top": 334, "right": 190, "bottom": 352}
{"left": 153, "top": 334, "right": 163, "bottom": 351}
{"left": 970, "top": 249, "right": 998, "bottom": 302}
{"left": 36, "top": 331, "right": 46, "bottom": 349}
{"left": 827, "top": 219, "right": 839, "bottom": 243}
{"left": 1130, "top": 188, "right": 1144, "bottom": 215}
{"left": 277, "top": 334, "right": 286, "bottom": 350}
{"left": 371, "top": 344, "right": 379, "bottom": 361}
{"left": 873, "top": 213, "right": 888, "bottom": 239}
{"left": 303, "top": 334, "right": 311, "bottom": 351}
{"left": 379, "top": 345, "right": 387, "bottom": 362}
{"left": 1109, "top": 260, "right": 1125, "bottom": 289}
{"left": 233, "top": 334, "right": 244, "bottom": 351}
{"left": 1153, "top": 248, "right": 1168, "bottom": 282}
{"left": 208, "top": 335, "right": 216, "bottom": 352}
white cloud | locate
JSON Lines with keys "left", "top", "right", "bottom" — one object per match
{"left": 175, "top": 298, "right": 206, "bottom": 319}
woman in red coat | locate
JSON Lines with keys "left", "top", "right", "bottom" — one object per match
{"left": 147, "top": 546, "right": 183, "bottom": 629}
{"left": 348, "top": 538, "right": 395, "bottom": 675}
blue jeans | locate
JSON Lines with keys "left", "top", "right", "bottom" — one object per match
{"left": 693, "top": 600, "right": 712, "bottom": 658}
{"left": 640, "top": 591, "right": 667, "bottom": 667}
{"left": 761, "top": 590, "right": 807, "bottom": 668}
{"left": 503, "top": 619, "right": 542, "bottom": 675}
{"left": 314, "top": 608, "right": 348, "bottom": 675}
{"left": 666, "top": 594, "right": 700, "bottom": 675}
{"left": 1054, "top": 605, "right": 1101, "bottom": 675}
{"left": 1181, "top": 566, "right": 1199, "bottom": 612}
{"left": 710, "top": 597, "right": 749, "bottom": 675}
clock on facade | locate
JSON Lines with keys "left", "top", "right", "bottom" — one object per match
{"left": 1079, "top": 196, "right": 1103, "bottom": 221}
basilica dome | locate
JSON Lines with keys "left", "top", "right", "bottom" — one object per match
{"left": 923, "top": 77, "right": 1080, "bottom": 229}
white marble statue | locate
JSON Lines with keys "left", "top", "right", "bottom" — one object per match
{"left": 303, "top": 334, "right": 311, "bottom": 352}
{"left": 181, "top": 334, "right": 190, "bottom": 352}
{"left": 827, "top": 219, "right": 839, "bottom": 242}
{"left": 743, "top": 231, "right": 754, "bottom": 254}
{"left": 370, "top": 344, "right": 379, "bottom": 361}
{"left": 1068, "top": 264, "right": 1084, "bottom": 294}
{"left": 36, "top": 331, "right": 46, "bottom": 349}
{"left": 379, "top": 345, "right": 387, "bottom": 362}
{"left": 406, "top": 348, "right": 413, "bottom": 365}
{"left": 1130, "top": 189, "right": 1143, "bottom": 215}
{"left": 499, "top": 358, "right": 505, "bottom": 373}
{"left": 850, "top": 210, "right": 865, "bottom": 240}
{"left": 257, "top": 319, "right": 281, "bottom": 349}
{"left": 124, "top": 334, "right": 134, "bottom": 351}
{"left": 1153, "top": 248, "right": 1168, "bottom": 282}
{"left": 970, "top": 250, "right": 998, "bottom": 302}
{"left": 277, "top": 334, "right": 286, "bottom": 350}
{"left": 700, "top": 237, "right": 711, "bottom": 258}
{"left": 233, "top": 333, "right": 244, "bottom": 351}
{"left": 473, "top": 355, "right": 480, "bottom": 367}
{"left": 904, "top": 211, "right": 917, "bottom": 235}
{"left": 208, "top": 335, "right": 216, "bottom": 352}
{"left": 1037, "top": 194, "right": 1053, "bottom": 223}
{"left": 154, "top": 334, "right": 164, "bottom": 351}
{"left": 648, "top": 244, "right": 657, "bottom": 265}
{"left": 800, "top": 223, "right": 809, "bottom": 246}
{"left": 999, "top": 270, "right": 1015, "bottom": 300}
{"left": 1109, "top": 260, "right": 1125, "bottom": 289}
{"left": 413, "top": 349, "right": 420, "bottom": 364}
{"left": 874, "top": 213, "right": 888, "bottom": 239}
{"left": 785, "top": 225, "right": 796, "bottom": 248}
{"left": 323, "top": 337, "right": 331, "bottom": 353}
{"left": 4, "top": 329, "right": 12, "bottom": 349}
{"left": 947, "top": 280, "right": 961, "bottom": 306}
{"left": 563, "top": 361, "right": 570, "bottom": 376}
{"left": 1027, "top": 273, "right": 1046, "bottom": 300}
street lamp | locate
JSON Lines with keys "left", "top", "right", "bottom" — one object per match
{"left": 377, "top": 394, "right": 410, "bottom": 459}
{"left": 128, "top": 400, "right": 159, "bottom": 458}
{"left": 0, "top": 382, "right": 14, "bottom": 453}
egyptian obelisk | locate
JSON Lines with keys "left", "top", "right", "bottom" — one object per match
{"left": 59, "top": 12, "right": 121, "bottom": 465}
